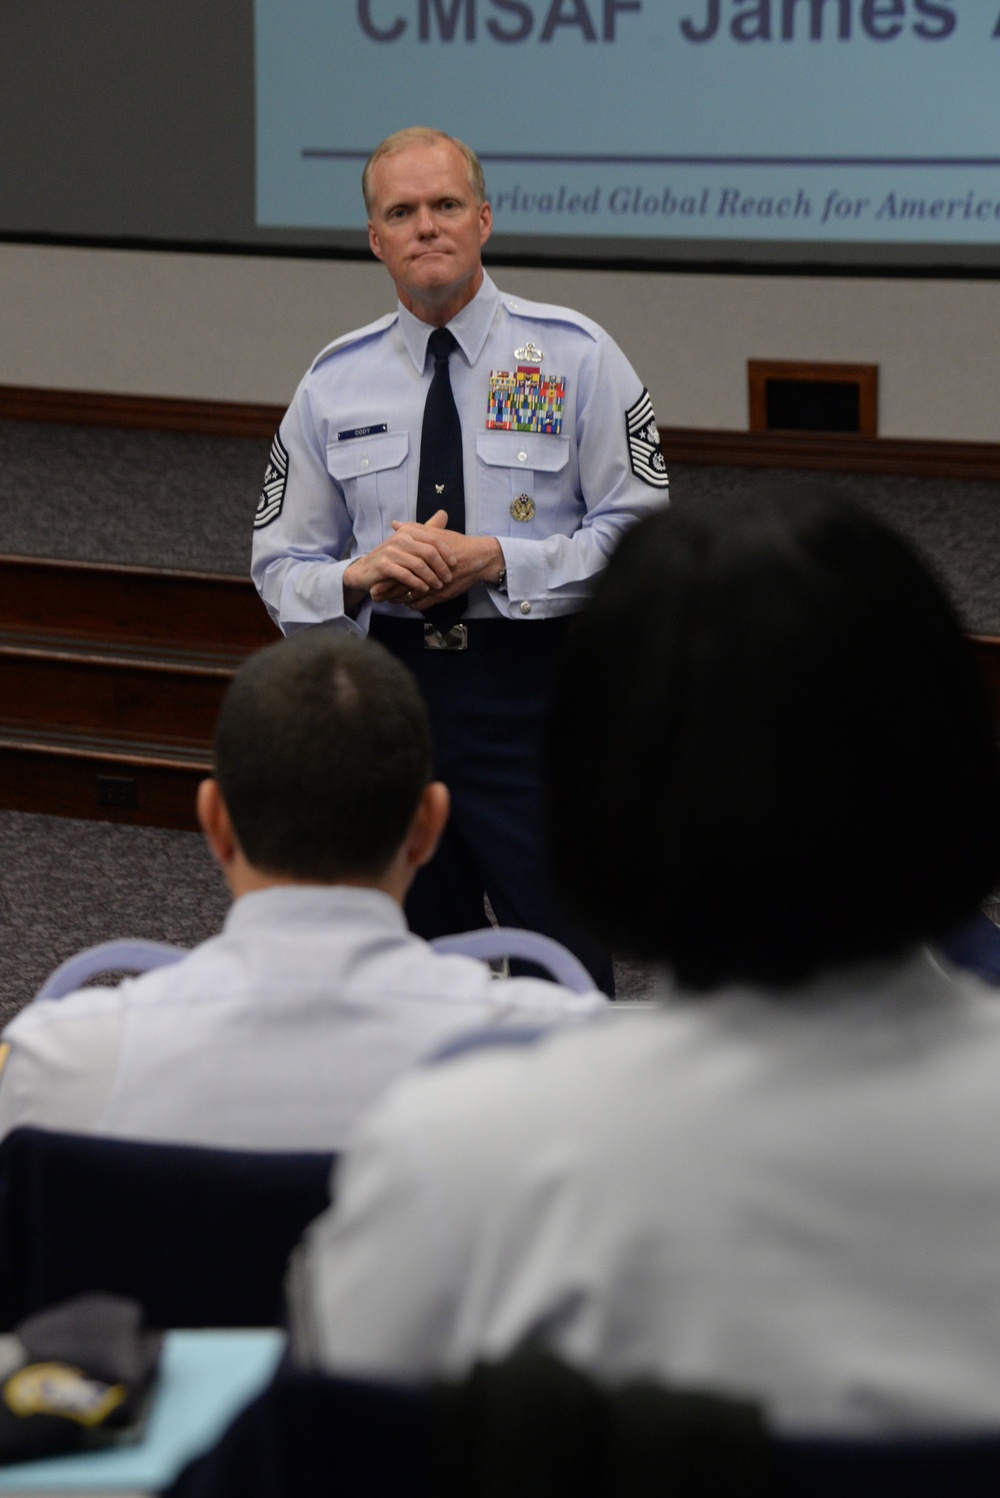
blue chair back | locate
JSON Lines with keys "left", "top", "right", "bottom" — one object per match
{"left": 430, "top": 927, "right": 595, "bottom": 993}
{"left": 35, "top": 938, "right": 187, "bottom": 999}
{"left": 37, "top": 927, "right": 595, "bottom": 1000}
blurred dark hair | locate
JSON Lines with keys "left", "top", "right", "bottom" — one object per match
{"left": 215, "top": 629, "right": 432, "bottom": 881}
{"left": 546, "top": 481, "right": 1000, "bottom": 989}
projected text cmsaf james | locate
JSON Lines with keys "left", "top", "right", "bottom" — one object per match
{"left": 357, "top": 0, "right": 1000, "bottom": 45}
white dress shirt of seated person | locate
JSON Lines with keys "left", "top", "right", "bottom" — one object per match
{"left": 291, "top": 484, "right": 1000, "bottom": 1434}
{"left": 0, "top": 630, "right": 603, "bottom": 1151}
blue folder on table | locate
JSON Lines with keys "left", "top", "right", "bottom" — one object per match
{"left": 0, "top": 1329, "right": 285, "bottom": 1494}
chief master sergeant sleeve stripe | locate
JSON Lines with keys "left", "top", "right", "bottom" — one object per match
{"left": 255, "top": 432, "right": 289, "bottom": 530}
{"left": 625, "top": 388, "right": 669, "bottom": 490}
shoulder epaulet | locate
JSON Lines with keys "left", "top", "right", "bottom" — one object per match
{"left": 500, "top": 294, "right": 603, "bottom": 344}
{"left": 309, "top": 311, "right": 399, "bottom": 373}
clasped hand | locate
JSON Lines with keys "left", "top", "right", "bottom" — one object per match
{"left": 344, "top": 510, "right": 502, "bottom": 611}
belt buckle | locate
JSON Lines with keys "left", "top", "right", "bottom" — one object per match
{"left": 423, "top": 623, "right": 468, "bottom": 651}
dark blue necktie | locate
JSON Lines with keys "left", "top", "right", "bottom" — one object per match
{"left": 417, "top": 327, "right": 467, "bottom": 628}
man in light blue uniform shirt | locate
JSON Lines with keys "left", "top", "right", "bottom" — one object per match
{"left": 252, "top": 127, "right": 668, "bottom": 993}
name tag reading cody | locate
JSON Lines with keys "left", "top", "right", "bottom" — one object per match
{"left": 338, "top": 424, "right": 388, "bottom": 441}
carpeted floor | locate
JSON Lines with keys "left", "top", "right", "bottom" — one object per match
{"left": 0, "top": 420, "right": 265, "bottom": 576}
{"left": 0, "top": 417, "right": 997, "bottom": 631}
{"left": 0, "top": 811, "right": 231, "bottom": 1025}
{"left": 0, "top": 416, "right": 996, "bottom": 1018}
{"left": 671, "top": 464, "right": 1000, "bottom": 637}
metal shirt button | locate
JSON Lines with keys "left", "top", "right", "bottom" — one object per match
{"left": 520, "top": 600, "right": 531, "bottom": 615}
{"left": 517, "top": 450, "right": 527, "bottom": 462}
{"left": 361, "top": 457, "right": 369, "bottom": 468}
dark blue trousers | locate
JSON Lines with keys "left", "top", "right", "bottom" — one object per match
{"left": 370, "top": 616, "right": 614, "bottom": 995}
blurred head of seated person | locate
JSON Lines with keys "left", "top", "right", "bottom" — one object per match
{"left": 290, "top": 483, "right": 1000, "bottom": 1432}
{"left": 0, "top": 630, "right": 602, "bottom": 1152}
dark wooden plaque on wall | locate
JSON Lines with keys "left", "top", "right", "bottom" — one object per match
{"left": 749, "top": 359, "right": 879, "bottom": 437}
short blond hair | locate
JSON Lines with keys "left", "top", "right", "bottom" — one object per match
{"left": 362, "top": 128, "right": 487, "bottom": 218}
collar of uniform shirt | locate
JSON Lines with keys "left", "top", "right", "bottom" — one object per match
{"left": 396, "top": 272, "right": 501, "bottom": 374}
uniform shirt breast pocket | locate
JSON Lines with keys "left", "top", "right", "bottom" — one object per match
{"left": 475, "top": 431, "right": 570, "bottom": 537}
{"left": 326, "top": 432, "right": 409, "bottom": 542}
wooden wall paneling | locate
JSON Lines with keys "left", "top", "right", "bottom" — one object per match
{"left": 0, "top": 645, "right": 231, "bottom": 746}
{"left": 6, "top": 384, "right": 1000, "bottom": 479}
{"left": 0, "top": 392, "right": 996, "bottom": 831}
{"left": 0, "top": 555, "right": 272, "bottom": 830}
{"left": 658, "top": 428, "right": 1000, "bottom": 481}
{"left": 0, "top": 557, "right": 280, "bottom": 653}
{"left": 0, "top": 738, "right": 205, "bottom": 830}
{"left": 971, "top": 636, "right": 1000, "bottom": 731}
{"left": 0, "top": 387, "right": 285, "bottom": 440}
